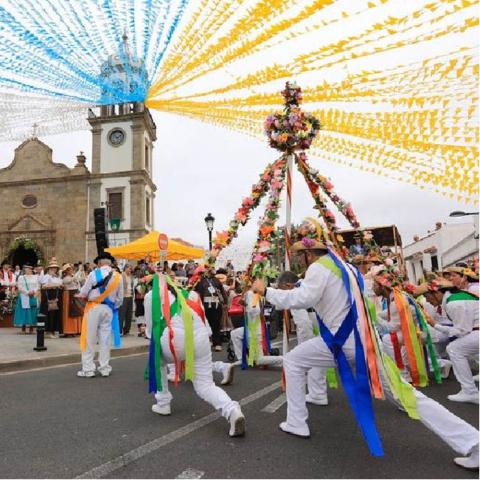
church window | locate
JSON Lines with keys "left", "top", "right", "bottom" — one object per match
{"left": 108, "top": 191, "right": 123, "bottom": 220}
{"left": 22, "top": 194, "right": 37, "bottom": 208}
{"left": 146, "top": 196, "right": 151, "bottom": 225}
{"left": 145, "top": 144, "right": 149, "bottom": 172}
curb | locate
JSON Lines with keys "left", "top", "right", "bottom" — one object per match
{"left": 0, "top": 344, "right": 149, "bottom": 373}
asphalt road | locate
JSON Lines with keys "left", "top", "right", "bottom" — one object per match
{"left": 0, "top": 353, "right": 478, "bottom": 479}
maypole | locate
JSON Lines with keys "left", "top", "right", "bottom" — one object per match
{"left": 283, "top": 152, "right": 293, "bottom": 358}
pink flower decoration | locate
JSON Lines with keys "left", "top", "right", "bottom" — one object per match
{"left": 253, "top": 254, "right": 265, "bottom": 262}
{"left": 302, "top": 237, "right": 316, "bottom": 248}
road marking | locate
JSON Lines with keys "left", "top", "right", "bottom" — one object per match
{"left": 76, "top": 381, "right": 281, "bottom": 479}
{"left": 176, "top": 468, "right": 205, "bottom": 479}
{"left": 261, "top": 393, "right": 287, "bottom": 413}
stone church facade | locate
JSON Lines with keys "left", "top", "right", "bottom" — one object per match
{"left": 0, "top": 36, "right": 157, "bottom": 267}
{"left": 0, "top": 139, "right": 90, "bottom": 265}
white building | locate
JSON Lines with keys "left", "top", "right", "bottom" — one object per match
{"left": 404, "top": 221, "right": 479, "bottom": 284}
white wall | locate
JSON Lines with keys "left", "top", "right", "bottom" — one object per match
{"left": 100, "top": 120, "right": 133, "bottom": 173}
{"left": 403, "top": 223, "right": 475, "bottom": 282}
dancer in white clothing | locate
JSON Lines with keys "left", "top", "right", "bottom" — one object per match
{"left": 277, "top": 270, "right": 329, "bottom": 405}
{"left": 418, "top": 278, "right": 479, "bottom": 405}
{"left": 230, "top": 287, "right": 283, "bottom": 369}
{"left": 144, "top": 274, "right": 245, "bottom": 437}
{"left": 252, "top": 221, "right": 479, "bottom": 470}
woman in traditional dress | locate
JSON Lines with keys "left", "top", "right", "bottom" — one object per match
{"left": 61, "top": 263, "right": 82, "bottom": 336}
{"left": 14, "top": 263, "right": 39, "bottom": 334}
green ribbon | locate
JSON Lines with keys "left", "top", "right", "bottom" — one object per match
{"left": 383, "top": 354, "right": 419, "bottom": 420}
{"left": 165, "top": 276, "right": 195, "bottom": 381}
{"left": 311, "top": 315, "right": 337, "bottom": 388}
{"left": 410, "top": 297, "right": 442, "bottom": 384}
{"left": 247, "top": 315, "right": 261, "bottom": 366}
{"left": 365, "top": 297, "right": 419, "bottom": 419}
{"left": 326, "top": 368, "right": 338, "bottom": 389}
{"left": 152, "top": 274, "right": 167, "bottom": 391}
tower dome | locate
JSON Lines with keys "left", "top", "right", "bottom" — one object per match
{"left": 100, "top": 32, "right": 148, "bottom": 105}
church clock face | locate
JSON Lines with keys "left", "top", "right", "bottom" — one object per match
{"left": 108, "top": 128, "right": 126, "bottom": 147}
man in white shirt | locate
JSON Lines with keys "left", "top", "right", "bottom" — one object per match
{"left": 76, "top": 253, "right": 123, "bottom": 378}
{"left": 252, "top": 225, "right": 479, "bottom": 470}
{"left": 144, "top": 277, "right": 245, "bottom": 437}
{"left": 276, "top": 271, "right": 329, "bottom": 405}
{"left": 444, "top": 266, "right": 479, "bottom": 296}
{"left": 420, "top": 279, "right": 479, "bottom": 405}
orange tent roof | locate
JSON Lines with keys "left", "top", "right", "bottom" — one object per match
{"left": 106, "top": 231, "right": 204, "bottom": 261}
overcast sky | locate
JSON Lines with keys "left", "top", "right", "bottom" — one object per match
{"left": 0, "top": 109, "right": 475, "bottom": 267}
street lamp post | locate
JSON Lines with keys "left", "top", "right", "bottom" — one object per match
{"left": 204, "top": 212, "right": 215, "bottom": 251}
{"left": 449, "top": 211, "right": 479, "bottom": 217}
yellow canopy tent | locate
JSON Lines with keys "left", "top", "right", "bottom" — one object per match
{"left": 105, "top": 231, "right": 204, "bottom": 261}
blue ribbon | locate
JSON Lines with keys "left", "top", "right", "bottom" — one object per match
{"left": 148, "top": 334, "right": 157, "bottom": 393}
{"left": 95, "top": 268, "right": 121, "bottom": 348}
{"left": 241, "top": 316, "right": 249, "bottom": 370}
{"left": 314, "top": 250, "right": 384, "bottom": 456}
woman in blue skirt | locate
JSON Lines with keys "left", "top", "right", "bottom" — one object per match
{"left": 14, "top": 263, "right": 40, "bottom": 334}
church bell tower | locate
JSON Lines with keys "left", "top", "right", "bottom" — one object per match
{"left": 86, "top": 33, "right": 157, "bottom": 260}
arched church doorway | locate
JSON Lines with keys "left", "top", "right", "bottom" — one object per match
{"left": 7, "top": 238, "right": 43, "bottom": 269}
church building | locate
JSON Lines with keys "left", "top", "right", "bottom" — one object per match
{"left": 0, "top": 35, "right": 157, "bottom": 267}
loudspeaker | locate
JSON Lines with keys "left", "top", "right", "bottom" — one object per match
{"left": 93, "top": 208, "right": 109, "bottom": 254}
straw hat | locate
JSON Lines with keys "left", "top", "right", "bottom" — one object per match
{"left": 444, "top": 266, "right": 478, "bottom": 281}
{"left": 414, "top": 278, "right": 454, "bottom": 296}
{"left": 47, "top": 257, "right": 59, "bottom": 269}
{"left": 61, "top": 263, "right": 73, "bottom": 273}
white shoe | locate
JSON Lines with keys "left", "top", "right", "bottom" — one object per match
{"left": 229, "top": 407, "right": 245, "bottom": 437}
{"left": 306, "top": 394, "right": 328, "bottom": 406}
{"left": 221, "top": 363, "right": 235, "bottom": 385}
{"left": 77, "top": 370, "right": 95, "bottom": 378}
{"left": 279, "top": 421, "right": 310, "bottom": 438}
{"left": 454, "top": 444, "right": 479, "bottom": 470}
{"left": 448, "top": 391, "right": 479, "bottom": 404}
{"left": 152, "top": 404, "right": 171, "bottom": 415}
{"left": 99, "top": 371, "right": 111, "bottom": 377}
{"left": 473, "top": 374, "right": 479, "bottom": 382}
{"left": 167, "top": 372, "right": 175, "bottom": 382}
{"left": 440, "top": 360, "right": 452, "bottom": 379}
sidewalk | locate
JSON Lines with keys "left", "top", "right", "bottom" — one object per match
{"left": 0, "top": 328, "right": 149, "bottom": 373}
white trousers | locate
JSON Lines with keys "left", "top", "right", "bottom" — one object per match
{"left": 168, "top": 361, "right": 229, "bottom": 377}
{"left": 294, "top": 317, "right": 328, "bottom": 400}
{"left": 446, "top": 331, "right": 479, "bottom": 395}
{"left": 283, "top": 335, "right": 479, "bottom": 455}
{"left": 231, "top": 326, "right": 283, "bottom": 368}
{"left": 81, "top": 304, "right": 113, "bottom": 375}
{"left": 155, "top": 329, "right": 238, "bottom": 420}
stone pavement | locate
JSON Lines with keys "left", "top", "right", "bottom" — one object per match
{"left": 0, "top": 327, "right": 149, "bottom": 373}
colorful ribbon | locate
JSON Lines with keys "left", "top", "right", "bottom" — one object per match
{"left": 316, "top": 249, "right": 383, "bottom": 456}
{"left": 80, "top": 268, "right": 121, "bottom": 352}
{"left": 393, "top": 289, "right": 428, "bottom": 387}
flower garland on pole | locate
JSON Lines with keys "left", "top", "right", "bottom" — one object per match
{"left": 208, "top": 82, "right": 365, "bottom": 275}
{"left": 206, "top": 157, "right": 284, "bottom": 265}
